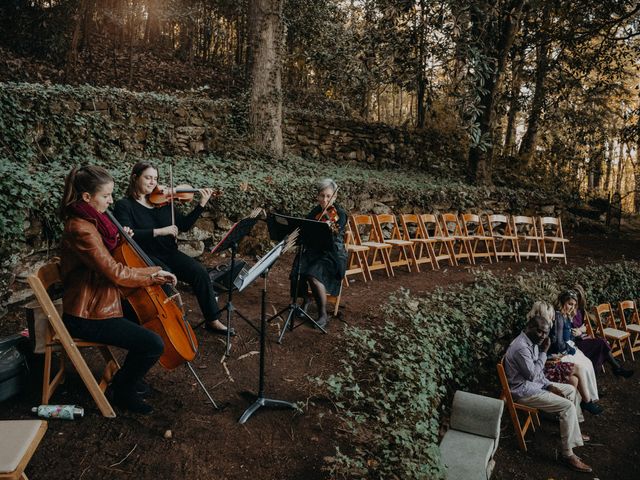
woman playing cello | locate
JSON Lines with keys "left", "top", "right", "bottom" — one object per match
{"left": 113, "top": 161, "right": 232, "bottom": 336}
{"left": 59, "top": 165, "right": 177, "bottom": 414}
{"left": 291, "top": 178, "right": 348, "bottom": 329}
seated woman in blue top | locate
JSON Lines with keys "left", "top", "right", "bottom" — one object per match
{"left": 113, "top": 161, "right": 233, "bottom": 336}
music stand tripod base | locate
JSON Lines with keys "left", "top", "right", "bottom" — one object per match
{"left": 239, "top": 397, "right": 296, "bottom": 424}
{"left": 276, "top": 303, "right": 327, "bottom": 344}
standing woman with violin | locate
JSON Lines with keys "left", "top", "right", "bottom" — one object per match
{"left": 292, "top": 178, "right": 348, "bottom": 329}
{"left": 59, "top": 165, "right": 177, "bottom": 414}
{"left": 113, "top": 161, "right": 232, "bottom": 335}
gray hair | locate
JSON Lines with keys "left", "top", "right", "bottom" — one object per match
{"left": 527, "top": 301, "right": 555, "bottom": 326}
{"left": 316, "top": 178, "right": 337, "bottom": 194}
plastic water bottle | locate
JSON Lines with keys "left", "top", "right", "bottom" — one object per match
{"left": 31, "top": 404, "right": 84, "bottom": 420}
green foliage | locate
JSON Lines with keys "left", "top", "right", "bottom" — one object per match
{"left": 317, "top": 261, "right": 640, "bottom": 479}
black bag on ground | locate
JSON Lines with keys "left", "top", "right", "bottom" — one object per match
{"left": 0, "top": 334, "right": 29, "bottom": 402}
{"left": 207, "top": 260, "right": 247, "bottom": 293}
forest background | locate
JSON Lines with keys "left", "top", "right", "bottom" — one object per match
{"left": 0, "top": 1, "right": 639, "bottom": 478}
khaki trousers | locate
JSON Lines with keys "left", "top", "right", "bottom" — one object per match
{"left": 518, "top": 382, "right": 584, "bottom": 456}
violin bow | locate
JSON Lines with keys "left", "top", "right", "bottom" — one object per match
{"left": 169, "top": 163, "right": 178, "bottom": 245}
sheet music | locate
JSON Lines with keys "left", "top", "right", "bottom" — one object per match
{"left": 234, "top": 239, "right": 286, "bottom": 292}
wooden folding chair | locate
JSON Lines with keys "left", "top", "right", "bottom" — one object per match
{"left": 460, "top": 213, "right": 496, "bottom": 264}
{"left": 373, "top": 213, "right": 418, "bottom": 273}
{"left": 440, "top": 213, "right": 474, "bottom": 265}
{"left": 27, "top": 261, "right": 119, "bottom": 418}
{"left": 343, "top": 222, "right": 372, "bottom": 284}
{"left": 512, "top": 215, "right": 543, "bottom": 262}
{"left": 419, "top": 214, "right": 456, "bottom": 267}
{"left": 618, "top": 300, "right": 640, "bottom": 356}
{"left": 486, "top": 214, "right": 520, "bottom": 262}
{"left": 350, "top": 214, "right": 394, "bottom": 277}
{"left": 581, "top": 310, "right": 606, "bottom": 373}
{"left": 497, "top": 358, "right": 540, "bottom": 452}
{"left": 593, "top": 303, "right": 634, "bottom": 362}
{"left": 327, "top": 284, "right": 343, "bottom": 317}
{"left": 0, "top": 420, "right": 47, "bottom": 480}
{"left": 399, "top": 214, "right": 438, "bottom": 270}
{"left": 538, "top": 216, "right": 569, "bottom": 264}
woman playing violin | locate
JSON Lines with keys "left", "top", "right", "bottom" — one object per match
{"left": 113, "top": 161, "right": 233, "bottom": 336}
{"left": 59, "top": 165, "right": 177, "bottom": 414}
{"left": 291, "top": 178, "right": 348, "bottom": 329}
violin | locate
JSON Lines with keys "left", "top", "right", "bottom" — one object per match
{"left": 148, "top": 184, "right": 222, "bottom": 207}
{"left": 315, "top": 205, "right": 341, "bottom": 235}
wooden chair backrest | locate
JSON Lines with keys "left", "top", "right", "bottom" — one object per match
{"left": 374, "top": 213, "right": 403, "bottom": 241}
{"left": 486, "top": 214, "right": 515, "bottom": 236}
{"left": 582, "top": 310, "right": 597, "bottom": 338}
{"left": 440, "top": 213, "right": 463, "bottom": 237}
{"left": 618, "top": 300, "right": 639, "bottom": 329}
{"left": 496, "top": 358, "right": 515, "bottom": 406}
{"left": 460, "top": 213, "right": 487, "bottom": 236}
{"left": 400, "top": 214, "right": 426, "bottom": 241}
{"left": 512, "top": 216, "right": 538, "bottom": 236}
{"left": 27, "top": 262, "right": 65, "bottom": 337}
{"left": 594, "top": 303, "right": 616, "bottom": 332}
{"left": 539, "top": 216, "right": 565, "bottom": 237}
{"left": 419, "top": 214, "right": 439, "bottom": 238}
{"left": 352, "top": 214, "right": 383, "bottom": 243}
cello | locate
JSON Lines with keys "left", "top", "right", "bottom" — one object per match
{"left": 105, "top": 210, "right": 218, "bottom": 407}
{"left": 106, "top": 210, "right": 197, "bottom": 369}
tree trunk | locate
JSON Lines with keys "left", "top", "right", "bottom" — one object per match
{"left": 503, "top": 46, "right": 524, "bottom": 155}
{"left": 248, "top": 0, "right": 284, "bottom": 156}
{"left": 518, "top": 5, "right": 551, "bottom": 167}
{"left": 467, "top": 0, "right": 526, "bottom": 185}
{"left": 604, "top": 140, "right": 614, "bottom": 192}
{"left": 65, "top": 0, "right": 95, "bottom": 78}
{"left": 415, "top": 0, "right": 427, "bottom": 129}
{"left": 144, "top": 0, "right": 161, "bottom": 47}
{"left": 634, "top": 148, "right": 640, "bottom": 213}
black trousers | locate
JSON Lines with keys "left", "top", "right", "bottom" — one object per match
{"left": 150, "top": 250, "right": 221, "bottom": 322}
{"left": 63, "top": 314, "right": 164, "bottom": 394}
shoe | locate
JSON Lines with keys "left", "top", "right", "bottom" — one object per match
{"left": 204, "top": 322, "right": 237, "bottom": 336}
{"left": 613, "top": 366, "right": 634, "bottom": 378}
{"left": 581, "top": 433, "right": 591, "bottom": 442}
{"left": 316, "top": 315, "right": 329, "bottom": 329}
{"left": 560, "top": 455, "right": 592, "bottom": 473}
{"left": 580, "top": 401, "right": 604, "bottom": 415}
{"left": 135, "top": 379, "right": 151, "bottom": 397}
{"left": 113, "top": 389, "right": 153, "bottom": 415}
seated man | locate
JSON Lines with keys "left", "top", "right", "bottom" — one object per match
{"left": 504, "top": 315, "right": 592, "bottom": 473}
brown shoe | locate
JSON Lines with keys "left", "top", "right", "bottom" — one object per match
{"left": 561, "top": 455, "right": 592, "bottom": 473}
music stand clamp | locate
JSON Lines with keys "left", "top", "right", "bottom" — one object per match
{"left": 238, "top": 237, "right": 298, "bottom": 424}
{"left": 266, "top": 213, "right": 333, "bottom": 343}
{"left": 207, "top": 216, "right": 260, "bottom": 355}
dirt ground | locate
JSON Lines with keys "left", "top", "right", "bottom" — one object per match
{"left": 1, "top": 231, "right": 639, "bottom": 480}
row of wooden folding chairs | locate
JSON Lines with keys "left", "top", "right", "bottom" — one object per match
{"left": 586, "top": 300, "right": 640, "bottom": 364}
{"left": 342, "top": 213, "right": 569, "bottom": 285}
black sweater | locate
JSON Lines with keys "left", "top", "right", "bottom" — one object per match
{"left": 112, "top": 197, "right": 204, "bottom": 258}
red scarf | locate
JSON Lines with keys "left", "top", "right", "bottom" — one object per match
{"left": 68, "top": 201, "right": 119, "bottom": 252}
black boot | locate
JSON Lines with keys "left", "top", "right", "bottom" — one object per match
{"left": 113, "top": 388, "right": 154, "bottom": 414}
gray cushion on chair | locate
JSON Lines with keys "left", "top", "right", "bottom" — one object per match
{"left": 439, "top": 391, "right": 505, "bottom": 480}
{"left": 449, "top": 391, "right": 504, "bottom": 443}
{"left": 0, "top": 420, "right": 44, "bottom": 473}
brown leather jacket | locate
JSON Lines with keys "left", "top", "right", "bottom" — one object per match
{"left": 60, "top": 216, "right": 162, "bottom": 320}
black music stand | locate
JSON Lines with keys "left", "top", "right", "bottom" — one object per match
{"left": 237, "top": 237, "right": 297, "bottom": 424}
{"left": 203, "top": 216, "right": 260, "bottom": 355}
{"left": 267, "top": 213, "right": 333, "bottom": 343}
